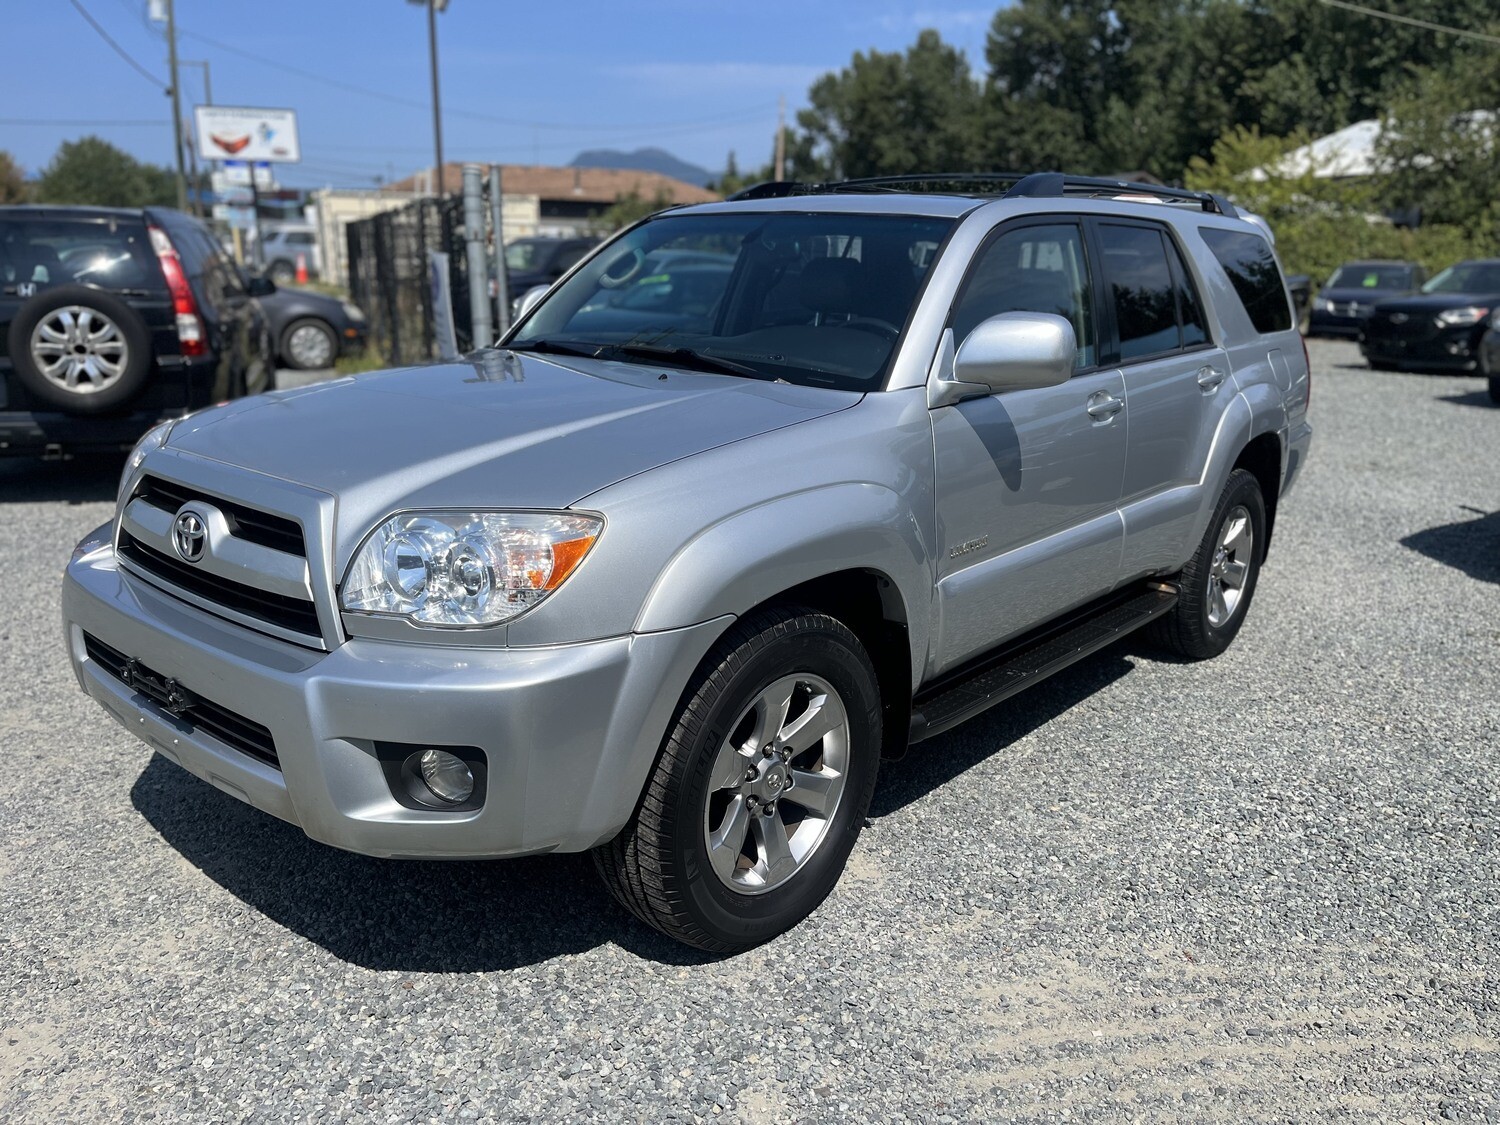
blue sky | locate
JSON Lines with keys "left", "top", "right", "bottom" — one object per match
{"left": 6, "top": 1, "right": 1000, "bottom": 189}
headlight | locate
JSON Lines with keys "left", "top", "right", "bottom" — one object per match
{"left": 118, "top": 419, "right": 175, "bottom": 504}
{"left": 341, "top": 301, "right": 366, "bottom": 323}
{"left": 1314, "top": 297, "right": 1334, "bottom": 312}
{"left": 1436, "top": 305, "right": 1489, "bottom": 328}
{"left": 340, "top": 511, "right": 602, "bottom": 627}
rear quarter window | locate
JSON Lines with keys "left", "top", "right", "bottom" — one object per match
{"left": 0, "top": 217, "right": 158, "bottom": 293}
{"left": 1200, "top": 227, "right": 1292, "bottom": 333}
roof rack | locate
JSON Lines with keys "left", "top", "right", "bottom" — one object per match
{"left": 727, "top": 172, "right": 1237, "bottom": 218}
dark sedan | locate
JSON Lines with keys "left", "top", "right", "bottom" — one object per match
{"left": 1361, "top": 259, "right": 1500, "bottom": 372}
{"left": 255, "top": 284, "right": 367, "bottom": 371}
{"left": 1308, "top": 260, "right": 1424, "bottom": 338}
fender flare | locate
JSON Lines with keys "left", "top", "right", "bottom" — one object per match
{"left": 635, "top": 482, "right": 933, "bottom": 688}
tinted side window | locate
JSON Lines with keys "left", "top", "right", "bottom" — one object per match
{"left": 951, "top": 222, "right": 1096, "bottom": 370}
{"left": 1165, "top": 237, "right": 1207, "bottom": 347}
{"left": 1200, "top": 228, "right": 1292, "bottom": 333}
{"left": 1097, "top": 224, "right": 1180, "bottom": 362}
{"left": 0, "top": 217, "right": 157, "bottom": 292}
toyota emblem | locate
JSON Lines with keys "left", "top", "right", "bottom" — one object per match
{"left": 173, "top": 510, "right": 207, "bottom": 562}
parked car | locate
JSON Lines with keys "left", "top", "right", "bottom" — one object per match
{"left": 1, "top": 204, "right": 273, "bottom": 458}
{"left": 503, "top": 236, "right": 599, "bottom": 294}
{"left": 64, "top": 173, "right": 1311, "bottom": 952}
{"left": 255, "top": 283, "right": 367, "bottom": 370}
{"left": 1477, "top": 313, "right": 1500, "bottom": 402}
{"left": 1307, "top": 259, "right": 1425, "bottom": 338}
{"left": 566, "top": 249, "right": 733, "bottom": 335}
{"left": 260, "top": 226, "right": 321, "bottom": 284}
{"left": 1361, "top": 258, "right": 1500, "bottom": 372}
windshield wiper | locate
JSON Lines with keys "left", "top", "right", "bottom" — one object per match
{"left": 601, "top": 343, "right": 769, "bottom": 380}
{"left": 506, "top": 338, "right": 604, "bottom": 358}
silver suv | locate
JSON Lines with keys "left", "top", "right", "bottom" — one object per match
{"left": 63, "top": 174, "right": 1313, "bottom": 952}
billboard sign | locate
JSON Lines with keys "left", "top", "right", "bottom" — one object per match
{"left": 194, "top": 106, "right": 301, "bottom": 163}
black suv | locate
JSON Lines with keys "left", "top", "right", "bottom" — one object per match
{"left": 1, "top": 205, "right": 274, "bottom": 457}
{"left": 504, "top": 236, "right": 600, "bottom": 294}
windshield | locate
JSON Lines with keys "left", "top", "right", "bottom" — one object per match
{"left": 505, "top": 239, "right": 551, "bottom": 271}
{"left": 1326, "top": 264, "right": 1410, "bottom": 290}
{"left": 509, "top": 211, "right": 953, "bottom": 391}
{"left": 1422, "top": 262, "right": 1500, "bottom": 294}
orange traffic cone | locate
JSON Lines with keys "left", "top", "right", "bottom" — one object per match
{"left": 294, "top": 253, "right": 308, "bottom": 285}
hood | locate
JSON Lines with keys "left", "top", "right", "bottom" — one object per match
{"left": 1372, "top": 291, "right": 1500, "bottom": 313}
{"left": 165, "top": 348, "right": 859, "bottom": 545}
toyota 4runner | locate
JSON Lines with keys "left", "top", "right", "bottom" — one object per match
{"left": 63, "top": 173, "right": 1313, "bottom": 952}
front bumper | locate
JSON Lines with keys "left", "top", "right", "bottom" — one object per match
{"left": 1360, "top": 324, "right": 1483, "bottom": 371}
{"left": 1306, "top": 310, "right": 1366, "bottom": 338}
{"left": 64, "top": 534, "right": 727, "bottom": 859}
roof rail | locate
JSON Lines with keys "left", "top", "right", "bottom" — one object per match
{"left": 1003, "top": 172, "right": 1237, "bottom": 217}
{"left": 727, "top": 171, "right": 1238, "bottom": 217}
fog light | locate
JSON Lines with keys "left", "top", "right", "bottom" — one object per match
{"left": 418, "top": 749, "right": 474, "bottom": 804}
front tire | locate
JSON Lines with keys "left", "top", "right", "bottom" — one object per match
{"left": 1150, "top": 468, "right": 1267, "bottom": 661}
{"left": 594, "top": 607, "right": 882, "bottom": 952}
{"left": 280, "top": 318, "right": 337, "bottom": 370}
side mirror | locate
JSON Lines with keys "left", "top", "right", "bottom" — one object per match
{"left": 245, "top": 273, "right": 276, "bottom": 297}
{"left": 515, "top": 284, "right": 550, "bottom": 320}
{"left": 949, "top": 312, "right": 1075, "bottom": 398}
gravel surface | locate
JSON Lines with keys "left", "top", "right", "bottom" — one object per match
{"left": 1, "top": 339, "right": 1496, "bottom": 1123}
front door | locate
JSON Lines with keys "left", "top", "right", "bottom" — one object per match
{"left": 928, "top": 219, "right": 1127, "bottom": 678}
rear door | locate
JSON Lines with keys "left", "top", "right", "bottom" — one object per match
{"left": 928, "top": 217, "right": 1128, "bottom": 676}
{"left": 1089, "top": 218, "right": 1230, "bottom": 577}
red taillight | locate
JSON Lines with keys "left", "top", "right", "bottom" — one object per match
{"left": 148, "top": 224, "right": 206, "bottom": 358}
{"left": 1301, "top": 334, "right": 1311, "bottom": 407}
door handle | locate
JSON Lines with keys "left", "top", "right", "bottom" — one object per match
{"left": 1197, "top": 365, "right": 1227, "bottom": 390}
{"left": 1086, "top": 393, "right": 1124, "bottom": 420}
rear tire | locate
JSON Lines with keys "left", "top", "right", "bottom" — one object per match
{"left": 594, "top": 607, "right": 882, "bottom": 952}
{"left": 1150, "top": 468, "right": 1267, "bottom": 661}
{"left": 6, "top": 286, "right": 153, "bottom": 414}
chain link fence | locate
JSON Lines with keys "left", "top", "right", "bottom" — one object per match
{"left": 345, "top": 195, "right": 475, "bottom": 367}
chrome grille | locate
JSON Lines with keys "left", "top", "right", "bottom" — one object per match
{"left": 117, "top": 474, "right": 324, "bottom": 648}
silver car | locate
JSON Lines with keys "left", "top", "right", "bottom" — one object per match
{"left": 63, "top": 174, "right": 1312, "bottom": 952}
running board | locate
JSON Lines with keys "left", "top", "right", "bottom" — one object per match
{"left": 909, "top": 585, "right": 1178, "bottom": 744}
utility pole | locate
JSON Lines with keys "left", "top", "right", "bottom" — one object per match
{"left": 181, "top": 61, "right": 212, "bottom": 218}
{"left": 409, "top": 0, "right": 449, "bottom": 196}
{"left": 775, "top": 95, "right": 786, "bottom": 182}
{"left": 165, "top": 0, "right": 187, "bottom": 211}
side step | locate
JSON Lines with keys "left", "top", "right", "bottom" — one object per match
{"left": 909, "top": 584, "right": 1178, "bottom": 744}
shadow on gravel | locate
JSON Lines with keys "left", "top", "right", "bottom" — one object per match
{"left": 1401, "top": 507, "right": 1500, "bottom": 584}
{"left": 130, "top": 755, "right": 725, "bottom": 971}
{"left": 0, "top": 454, "right": 122, "bottom": 505}
{"left": 872, "top": 648, "right": 1135, "bottom": 819}
{"left": 1436, "top": 390, "right": 1497, "bottom": 409}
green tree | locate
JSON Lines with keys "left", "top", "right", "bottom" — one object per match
{"left": 793, "top": 30, "right": 984, "bottom": 180}
{"left": 34, "top": 136, "right": 177, "bottom": 208}
{"left": 1376, "top": 62, "right": 1500, "bottom": 236}
{"left": 0, "top": 151, "right": 27, "bottom": 203}
{"left": 1186, "top": 125, "right": 1477, "bottom": 284}
{"left": 596, "top": 187, "right": 676, "bottom": 232}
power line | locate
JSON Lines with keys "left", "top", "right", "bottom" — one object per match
{"left": 0, "top": 117, "right": 165, "bottom": 126}
{"left": 1317, "top": 0, "right": 1500, "bottom": 46}
{"left": 178, "top": 26, "right": 775, "bottom": 134}
{"left": 66, "top": 0, "right": 166, "bottom": 90}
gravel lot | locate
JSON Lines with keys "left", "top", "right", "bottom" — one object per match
{"left": 1, "top": 339, "right": 1496, "bottom": 1123}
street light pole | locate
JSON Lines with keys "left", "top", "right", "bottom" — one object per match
{"left": 408, "top": 0, "right": 448, "bottom": 196}
{"left": 428, "top": 0, "right": 445, "bottom": 196}
{"left": 165, "top": 0, "right": 187, "bottom": 211}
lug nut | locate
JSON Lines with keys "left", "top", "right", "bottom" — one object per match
{"left": 746, "top": 796, "right": 759, "bottom": 810}
{"left": 762, "top": 746, "right": 775, "bottom": 758}
{"left": 746, "top": 768, "right": 758, "bottom": 783}
{"left": 764, "top": 802, "right": 777, "bottom": 816}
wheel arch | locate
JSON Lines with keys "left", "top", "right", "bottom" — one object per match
{"left": 1232, "top": 430, "right": 1283, "bottom": 555}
